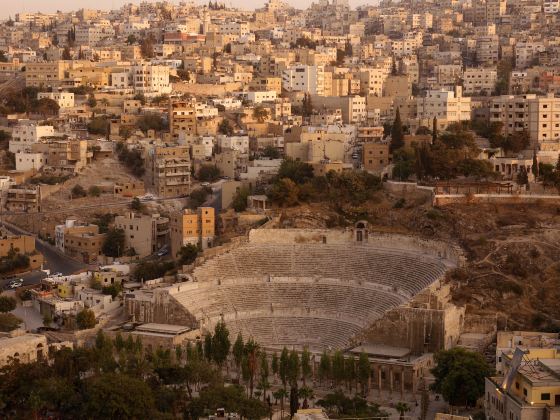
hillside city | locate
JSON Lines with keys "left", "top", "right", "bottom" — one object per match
{"left": 0, "top": 0, "right": 559, "bottom": 418}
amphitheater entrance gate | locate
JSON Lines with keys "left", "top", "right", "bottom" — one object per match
{"left": 354, "top": 221, "right": 369, "bottom": 243}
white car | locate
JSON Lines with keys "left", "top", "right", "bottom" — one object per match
{"left": 8, "top": 279, "right": 23, "bottom": 289}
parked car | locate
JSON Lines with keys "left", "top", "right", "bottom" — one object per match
{"left": 8, "top": 279, "right": 23, "bottom": 289}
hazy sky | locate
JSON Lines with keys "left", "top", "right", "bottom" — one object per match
{"left": 2, "top": 0, "right": 368, "bottom": 19}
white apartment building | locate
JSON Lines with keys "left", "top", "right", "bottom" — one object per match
{"left": 217, "top": 135, "right": 250, "bottom": 154}
{"left": 123, "top": 20, "right": 151, "bottom": 35}
{"left": 75, "top": 25, "right": 115, "bottom": 46}
{"left": 9, "top": 121, "right": 54, "bottom": 153}
{"left": 489, "top": 94, "right": 560, "bottom": 147}
{"left": 37, "top": 92, "right": 75, "bottom": 109}
{"left": 211, "top": 97, "right": 242, "bottom": 110}
{"left": 282, "top": 65, "right": 325, "bottom": 96}
{"left": 463, "top": 67, "right": 497, "bottom": 95}
{"left": 15, "top": 152, "right": 44, "bottom": 172}
{"left": 416, "top": 87, "right": 472, "bottom": 123}
{"left": 220, "top": 21, "right": 250, "bottom": 36}
{"left": 237, "top": 91, "right": 278, "bottom": 104}
{"left": 131, "top": 64, "right": 172, "bottom": 96}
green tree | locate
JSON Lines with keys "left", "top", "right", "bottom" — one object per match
{"left": 0, "top": 296, "right": 16, "bottom": 313}
{"left": 84, "top": 373, "right": 156, "bottom": 418}
{"left": 197, "top": 164, "right": 221, "bottom": 182}
{"left": 137, "top": 114, "right": 167, "bottom": 132}
{"left": 273, "top": 388, "right": 288, "bottom": 418}
{"left": 204, "top": 333, "right": 213, "bottom": 362}
{"left": 277, "top": 158, "right": 314, "bottom": 184}
{"left": 279, "top": 347, "right": 289, "bottom": 389}
{"left": 298, "top": 386, "right": 314, "bottom": 409}
{"left": 262, "top": 145, "right": 281, "bottom": 159}
{"left": 432, "top": 116, "right": 438, "bottom": 143}
{"left": 431, "top": 348, "right": 493, "bottom": 407}
{"left": 88, "top": 185, "right": 101, "bottom": 197}
{"left": 268, "top": 178, "right": 300, "bottom": 207}
{"left": 130, "top": 197, "right": 143, "bottom": 212}
{"left": 102, "top": 228, "right": 125, "bottom": 258}
{"left": 62, "top": 46, "right": 72, "bottom": 60}
{"left": 301, "top": 347, "right": 312, "bottom": 386}
{"left": 231, "top": 187, "right": 250, "bottom": 212}
{"left": 244, "top": 338, "right": 260, "bottom": 397}
{"left": 0, "top": 313, "right": 22, "bottom": 332}
{"left": 253, "top": 105, "right": 269, "bottom": 123}
{"left": 258, "top": 352, "right": 270, "bottom": 402}
{"left": 271, "top": 352, "right": 279, "bottom": 379}
{"left": 211, "top": 320, "right": 231, "bottom": 369}
{"left": 233, "top": 333, "right": 244, "bottom": 379}
{"left": 332, "top": 351, "right": 345, "bottom": 388}
{"left": 396, "top": 402, "right": 410, "bottom": 420}
{"left": 318, "top": 351, "right": 331, "bottom": 386}
{"left": 87, "top": 116, "right": 110, "bottom": 136}
{"left": 177, "top": 244, "right": 199, "bottom": 265}
{"left": 357, "top": 351, "right": 370, "bottom": 397}
{"left": 390, "top": 107, "right": 404, "bottom": 152}
{"left": 218, "top": 119, "right": 234, "bottom": 136}
{"left": 76, "top": 308, "right": 96, "bottom": 330}
{"left": 288, "top": 350, "right": 300, "bottom": 388}
{"left": 71, "top": 184, "right": 87, "bottom": 198}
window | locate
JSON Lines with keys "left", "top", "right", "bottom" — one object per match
{"left": 541, "top": 393, "right": 550, "bottom": 400}
{"left": 523, "top": 388, "right": 527, "bottom": 396}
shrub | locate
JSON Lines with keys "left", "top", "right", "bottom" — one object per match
{"left": 0, "top": 313, "right": 22, "bottom": 332}
{"left": 71, "top": 184, "right": 87, "bottom": 198}
{"left": 76, "top": 308, "right": 96, "bottom": 330}
{"left": 88, "top": 185, "right": 102, "bottom": 197}
{"left": 0, "top": 296, "right": 16, "bottom": 313}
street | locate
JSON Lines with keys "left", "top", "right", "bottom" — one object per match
{"left": 0, "top": 220, "right": 89, "bottom": 289}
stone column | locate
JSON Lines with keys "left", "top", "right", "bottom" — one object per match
{"left": 389, "top": 367, "right": 394, "bottom": 397}
{"left": 378, "top": 366, "right": 382, "bottom": 397}
{"left": 401, "top": 368, "right": 405, "bottom": 398}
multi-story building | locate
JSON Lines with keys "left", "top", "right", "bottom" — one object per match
{"left": 282, "top": 65, "right": 325, "bottom": 95}
{"left": 311, "top": 95, "right": 367, "bottom": 124}
{"left": 114, "top": 212, "right": 169, "bottom": 258}
{"left": 363, "top": 142, "right": 390, "bottom": 174}
{"left": 476, "top": 35, "right": 499, "bottom": 65}
{"left": 37, "top": 91, "right": 75, "bottom": 109}
{"left": 9, "top": 121, "right": 54, "bottom": 153}
{"left": 131, "top": 64, "right": 171, "bottom": 96}
{"left": 463, "top": 67, "right": 497, "bottom": 95}
{"left": 169, "top": 99, "right": 197, "bottom": 139}
{"left": 416, "top": 87, "right": 472, "bottom": 125}
{"left": 489, "top": 93, "right": 560, "bottom": 147}
{"left": 75, "top": 24, "right": 115, "bottom": 46}
{"left": 486, "top": 334, "right": 560, "bottom": 420}
{"left": 6, "top": 186, "right": 41, "bottom": 213}
{"left": 170, "top": 206, "right": 215, "bottom": 257}
{"left": 55, "top": 219, "right": 102, "bottom": 254}
{"left": 64, "top": 228, "right": 105, "bottom": 263}
{"left": 145, "top": 145, "right": 191, "bottom": 198}
{"left": 25, "top": 61, "right": 71, "bottom": 88}
{"left": 358, "top": 68, "right": 387, "bottom": 97}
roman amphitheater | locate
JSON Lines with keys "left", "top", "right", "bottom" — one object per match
{"left": 126, "top": 224, "right": 468, "bottom": 354}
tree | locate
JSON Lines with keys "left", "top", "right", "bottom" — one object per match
{"left": 244, "top": 338, "right": 259, "bottom": 397}
{"left": 258, "top": 352, "right": 270, "bottom": 402}
{"left": 102, "top": 228, "right": 125, "bottom": 258}
{"left": 140, "top": 35, "right": 155, "bottom": 59}
{"left": 332, "top": 351, "right": 345, "bottom": 388}
{"left": 0, "top": 313, "right": 22, "bottom": 332}
{"left": 34, "top": 98, "right": 59, "bottom": 117}
{"left": 204, "top": 333, "right": 213, "bottom": 362}
{"left": 273, "top": 388, "right": 288, "bottom": 418}
{"left": 177, "top": 244, "right": 199, "bottom": 265}
{"left": 357, "top": 352, "right": 370, "bottom": 397}
{"left": 298, "top": 386, "right": 314, "bottom": 409}
{"left": 517, "top": 166, "right": 529, "bottom": 186}
{"left": 0, "top": 296, "right": 16, "bottom": 313}
{"left": 233, "top": 333, "right": 244, "bottom": 379}
{"left": 62, "top": 46, "right": 72, "bottom": 60}
{"left": 432, "top": 116, "right": 438, "bottom": 143}
{"left": 390, "top": 107, "right": 404, "bottom": 152}
{"left": 396, "top": 402, "right": 410, "bottom": 420}
{"left": 127, "top": 34, "right": 137, "bottom": 45}
{"left": 253, "top": 105, "right": 269, "bottom": 123}
{"left": 302, "top": 93, "right": 313, "bottom": 117}
{"left": 43, "top": 312, "right": 53, "bottom": 327}
{"left": 288, "top": 350, "right": 300, "bottom": 388}
{"left": 71, "top": 184, "right": 87, "bottom": 198}
{"left": 137, "top": 114, "right": 167, "bottom": 132}
{"left": 88, "top": 185, "right": 101, "bottom": 197}
{"left": 231, "top": 187, "right": 250, "bottom": 212}
{"left": 84, "top": 373, "right": 156, "bottom": 419}
{"left": 218, "top": 119, "right": 234, "bottom": 136}
{"left": 87, "top": 116, "right": 110, "bottom": 136}
{"left": 271, "top": 352, "right": 279, "bottom": 379}
{"left": 197, "top": 165, "right": 221, "bottom": 182}
{"left": 76, "top": 308, "right": 96, "bottom": 330}
{"left": 318, "top": 351, "right": 331, "bottom": 386}
{"left": 262, "top": 145, "right": 281, "bottom": 159}
{"left": 212, "top": 320, "right": 231, "bottom": 368}
{"left": 301, "top": 347, "right": 312, "bottom": 386}
{"left": 431, "top": 348, "right": 492, "bottom": 407}
{"left": 279, "top": 347, "right": 289, "bottom": 389}
{"left": 130, "top": 197, "right": 143, "bottom": 212}
{"left": 277, "top": 158, "right": 314, "bottom": 184}
{"left": 268, "top": 178, "right": 299, "bottom": 207}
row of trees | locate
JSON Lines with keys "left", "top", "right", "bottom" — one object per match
{"left": 267, "top": 158, "right": 382, "bottom": 209}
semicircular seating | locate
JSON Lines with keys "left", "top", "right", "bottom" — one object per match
{"left": 172, "top": 242, "right": 451, "bottom": 351}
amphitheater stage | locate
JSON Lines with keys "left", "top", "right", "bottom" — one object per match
{"left": 161, "top": 227, "right": 462, "bottom": 352}
{"left": 348, "top": 344, "right": 411, "bottom": 360}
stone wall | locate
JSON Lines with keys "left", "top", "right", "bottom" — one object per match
{"left": 124, "top": 288, "right": 198, "bottom": 328}
{"left": 248, "top": 228, "right": 464, "bottom": 267}
{"left": 434, "top": 193, "right": 560, "bottom": 206}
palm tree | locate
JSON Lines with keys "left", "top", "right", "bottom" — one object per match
{"left": 273, "top": 388, "right": 289, "bottom": 419}
{"left": 298, "top": 386, "right": 314, "bottom": 409}
{"left": 396, "top": 402, "right": 410, "bottom": 420}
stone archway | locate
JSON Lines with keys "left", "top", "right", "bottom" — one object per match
{"left": 354, "top": 220, "right": 369, "bottom": 243}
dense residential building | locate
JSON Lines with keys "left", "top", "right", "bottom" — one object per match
{"left": 170, "top": 206, "right": 215, "bottom": 257}
{"left": 114, "top": 212, "right": 169, "bottom": 258}
{"left": 145, "top": 145, "right": 191, "bottom": 198}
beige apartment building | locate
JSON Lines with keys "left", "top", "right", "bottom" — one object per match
{"left": 25, "top": 61, "right": 72, "bottom": 88}
{"left": 170, "top": 207, "right": 215, "bottom": 257}
{"left": 463, "top": 67, "right": 497, "bottom": 95}
{"left": 145, "top": 145, "right": 191, "bottom": 198}
{"left": 169, "top": 100, "right": 197, "bottom": 139}
{"left": 114, "top": 212, "right": 169, "bottom": 258}
{"left": 363, "top": 142, "right": 391, "bottom": 174}
{"left": 489, "top": 93, "right": 560, "bottom": 147}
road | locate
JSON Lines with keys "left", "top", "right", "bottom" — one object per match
{"left": 0, "top": 221, "right": 89, "bottom": 290}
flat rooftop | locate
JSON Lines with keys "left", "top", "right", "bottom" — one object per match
{"left": 135, "top": 323, "right": 191, "bottom": 335}
{"left": 349, "top": 344, "right": 411, "bottom": 359}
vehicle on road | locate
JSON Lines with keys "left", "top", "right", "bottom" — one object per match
{"left": 201, "top": 182, "right": 210, "bottom": 187}
{"left": 8, "top": 278, "right": 23, "bottom": 289}
{"left": 157, "top": 246, "right": 169, "bottom": 257}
